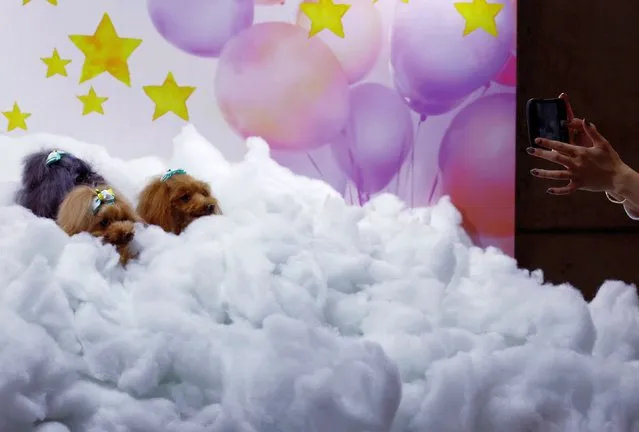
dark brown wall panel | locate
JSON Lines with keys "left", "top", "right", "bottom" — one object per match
{"left": 516, "top": 233, "right": 639, "bottom": 300}
{"left": 517, "top": 0, "right": 639, "bottom": 229}
{"left": 516, "top": 0, "right": 639, "bottom": 294}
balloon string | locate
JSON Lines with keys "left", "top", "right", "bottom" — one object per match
{"left": 400, "top": 115, "right": 421, "bottom": 201}
{"left": 410, "top": 116, "right": 426, "bottom": 207}
{"left": 409, "top": 145, "right": 416, "bottom": 207}
{"left": 347, "top": 147, "right": 366, "bottom": 206}
{"left": 306, "top": 153, "right": 324, "bottom": 179}
{"left": 481, "top": 82, "right": 491, "bottom": 97}
{"left": 358, "top": 190, "right": 369, "bottom": 206}
{"left": 428, "top": 170, "right": 440, "bottom": 205}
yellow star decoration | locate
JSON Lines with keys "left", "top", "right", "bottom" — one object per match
{"left": 143, "top": 72, "right": 195, "bottom": 121}
{"left": 41, "top": 49, "right": 71, "bottom": 78}
{"left": 77, "top": 87, "right": 108, "bottom": 115}
{"left": 23, "top": 0, "right": 58, "bottom": 5}
{"left": 69, "top": 13, "right": 142, "bottom": 87}
{"left": 2, "top": 102, "right": 31, "bottom": 132}
{"left": 299, "top": 0, "right": 351, "bottom": 38}
{"left": 454, "top": 0, "right": 504, "bottom": 37}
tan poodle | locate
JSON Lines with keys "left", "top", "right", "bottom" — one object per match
{"left": 136, "top": 169, "right": 222, "bottom": 235}
{"left": 57, "top": 186, "right": 139, "bottom": 265}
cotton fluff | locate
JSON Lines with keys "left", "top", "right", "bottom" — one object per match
{"left": 0, "top": 126, "right": 638, "bottom": 432}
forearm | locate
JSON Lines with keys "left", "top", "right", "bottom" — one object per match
{"left": 611, "top": 163, "right": 639, "bottom": 209}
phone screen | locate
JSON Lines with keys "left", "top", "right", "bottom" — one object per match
{"left": 535, "top": 102, "right": 561, "bottom": 141}
{"left": 526, "top": 98, "right": 569, "bottom": 146}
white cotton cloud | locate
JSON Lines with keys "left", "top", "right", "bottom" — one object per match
{"left": 0, "top": 126, "right": 638, "bottom": 432}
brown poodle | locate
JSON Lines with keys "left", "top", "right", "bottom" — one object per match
{"left": 136, "top": 169, "right": 222, "bottom": 235}
{"left": 57, "top": 185, "right": 140, "bottom": 265}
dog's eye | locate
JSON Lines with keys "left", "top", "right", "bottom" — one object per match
{"left": 100, "top": 219, "right": 110, "bottom": 228}
{"left": 180, "top": 194, "right": 191, "bottom": 202}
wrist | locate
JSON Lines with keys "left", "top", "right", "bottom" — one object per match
{"left": 610, "top": 163, "right": 635, "bottom": 197}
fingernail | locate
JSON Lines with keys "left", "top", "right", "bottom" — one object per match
{"left": 526, "top": 147, "right": 535, "bottom": 154}
{"left": 530, "top": 169, "right": 538, "bottom": 175}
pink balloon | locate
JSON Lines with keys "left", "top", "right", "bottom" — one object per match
{"left": 296, "top": 0, "right": 383, "bottom": 84}
{"left": 215, "top": 23, "right": 350, "bottom": 151}
{"left": 493, "top": 54, "right": 516, "bottom": 87}
{"left": 438, "top": 93, "right": 515, "bottom": 238}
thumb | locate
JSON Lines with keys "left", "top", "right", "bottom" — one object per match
{"left": 559, "top": 93, "right": 575, "bottom": 121}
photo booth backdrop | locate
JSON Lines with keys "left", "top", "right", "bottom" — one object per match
{"left": 0, "top": 0, "right": 517, "bottom": 255}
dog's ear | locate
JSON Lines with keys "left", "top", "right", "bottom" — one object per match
{"left": 20, "top": 149, "right": 53, "bottom": 187}
{"left": 56, "top": 185, "right": 94, "bottom": 235}
{"left": 196, "top": 180, "right": 211, "bottom": 194}
{"left": 137, "top": 178, "right": 176, "bottom": 233}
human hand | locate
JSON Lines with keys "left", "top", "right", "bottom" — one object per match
{"left": 527, "top": 119, "right": 628, "bottom": 195}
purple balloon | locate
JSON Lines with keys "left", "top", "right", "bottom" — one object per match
{"left": 390, "top": 0, "right": 515, "bottom": 116}
{"left": 147, "top": 0, "right": 254, "bottom": 58}
{"left": 331, "top": 83, "right": 413, "bottom": 195}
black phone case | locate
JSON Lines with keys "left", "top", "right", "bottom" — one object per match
{"left": 525, "top": 98, "right": 570, "bottom": 147}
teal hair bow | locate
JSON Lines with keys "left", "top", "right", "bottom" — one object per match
{"left": 161, "top": 168, "right": 187, "bottom": 182}
{"left": 91, "top": 188, "right": 116, "bottom": 214}
{"left": 45, "top": 150, "right": 67, "bottom": 166}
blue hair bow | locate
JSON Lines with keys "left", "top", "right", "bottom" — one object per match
{"left": 45, "top": 150, "right": 68, "bottom": 166}
{"left": 161, "top": 168, "right": 187, "bottom": 182}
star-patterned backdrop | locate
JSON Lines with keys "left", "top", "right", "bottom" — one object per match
{"left": 0, "top": 0, "right": 517, "bottom": 255}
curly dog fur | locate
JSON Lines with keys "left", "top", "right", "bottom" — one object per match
{"left": 15, "top": 148, "right": 106, "bottom": 219}
{"left": 137, "top": 171, "right": 222, "bottom": 235}
{"left": 57, "top": 185, "right": 140, "bottom": 265}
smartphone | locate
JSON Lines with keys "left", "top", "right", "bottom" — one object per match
{"left": 525, "top": 98, "right": 569, "bottom": 147}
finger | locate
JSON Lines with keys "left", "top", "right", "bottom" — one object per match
{"left": 534, "top": 138, "right": 581, "bottom": 157}
{"left": 530, "top": 168, "right": 573, "bottom": 180}
{"left": 564, "top": 118, "right": 595, "bottom": 148}
{"left": 564, "top": 118, "right": 584, "bottom": 129}
{"left": 526, "top": 146, "right": 575, "bottom": 168}
{"left": 547, "top": 181, "right": 580, "bottom": 195}
{"left": 582, "top": 119, "right": 608, "bottom": 148}
{"left": 559, "top": 93, "right": 575, "bottom": 120}
{"left": 563, "top": 118, "right": 584, "bottom": 146}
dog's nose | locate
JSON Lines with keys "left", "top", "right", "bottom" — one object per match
{"left": 207, "top": 204, "right": 216, "bottom": 215}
